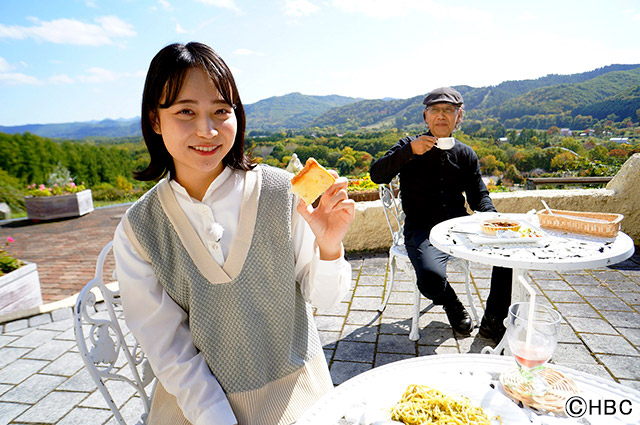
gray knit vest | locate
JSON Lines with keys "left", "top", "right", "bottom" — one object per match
{"left": 126, "top": 166, "right": 323, "bottom": 395}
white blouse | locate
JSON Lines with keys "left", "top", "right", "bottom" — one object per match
{"left": 113, "top": 167, "right": 351, "bottom": 425}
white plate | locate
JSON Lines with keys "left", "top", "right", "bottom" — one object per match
{"left": 298, "top": 370, "right": 530, "bottom": 424}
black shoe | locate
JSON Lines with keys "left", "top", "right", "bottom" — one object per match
{"left": 479, "top": 314, "right": 506, "bottom": 344}
{"left": 443, "top": 297, "right": 473, "bottom": 334}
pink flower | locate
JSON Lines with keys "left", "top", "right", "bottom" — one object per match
{"left": 7, "top": 237, "right": 14, "bottom": 243}
{"left": 39, "top": 184, "right": 46, "bottom": 191}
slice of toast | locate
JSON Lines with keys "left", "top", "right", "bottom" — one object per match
{"left": 290, "top": 158, "right": 335, "bottom": 205}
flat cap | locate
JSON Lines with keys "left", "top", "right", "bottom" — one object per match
{"left": 422, "top": 87, "right": 464, "bottom": 106}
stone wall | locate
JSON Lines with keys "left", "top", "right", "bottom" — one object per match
{"left": 343, "top": 153, "right": 640, "bottom": 251}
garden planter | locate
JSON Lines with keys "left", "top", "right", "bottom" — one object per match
{"left": 348, "top": 190, "right": 380, "bottom": 202}
{"left": 25, "top": 189, "right": 94, "bottom": 220}
{"left": 0, "top": 262, "right": 42, "bottom": 315}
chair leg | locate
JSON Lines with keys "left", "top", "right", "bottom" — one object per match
{"left": 379, "top": 255, "right": 396, "bottom": 312}
{"left": 409, "top": 275, "right": 420, "bottom": 341}
{"left": 460, "top": 260, "right": 480, "bottom": 326}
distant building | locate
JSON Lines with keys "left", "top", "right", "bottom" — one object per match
{"left": 610, "top": 137, "right": 629, "bottom": 143}
{"left": 497, "top": 137, "right": 508, "bottom": 143}
{"left": 560, "top": 128, "right": 572, "bottom": 136}
{"left": 579, "top": 129, "right": 596, "bottom": 137}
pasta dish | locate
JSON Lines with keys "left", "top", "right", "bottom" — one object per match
{"left": 390, "top": 384, "right": 500, "bottom": 424}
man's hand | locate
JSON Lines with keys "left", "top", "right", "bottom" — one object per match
{"left": 410, "top": 135, "right": 437, "bottom": 155}
{"left": 296, "top": 170, "right": 355, "bottom": 261}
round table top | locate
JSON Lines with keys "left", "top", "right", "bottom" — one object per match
{"left": 298, "top": 353, "right": 640, "bottom": 424}
{"left": 429, "top": 212, "right": 635, "bottom": 271}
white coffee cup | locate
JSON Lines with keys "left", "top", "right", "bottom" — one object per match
{"left": 435, "top": 137, "right": 455, "bottom": 150}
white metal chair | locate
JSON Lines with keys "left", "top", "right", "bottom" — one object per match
{"left": 378, "top": 177, "right": 480, "bottom": 341}
{"left": 74, "top": 241, "right": 156, "bottom": 424}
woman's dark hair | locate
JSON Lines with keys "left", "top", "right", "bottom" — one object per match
{"left": 134, "top": 42, "right": 254, "bottom": 181}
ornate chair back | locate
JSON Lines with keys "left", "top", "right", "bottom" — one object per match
{"left": 74, "top": 241, "right": 156, "bottom": 424}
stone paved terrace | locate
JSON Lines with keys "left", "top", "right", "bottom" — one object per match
{"left": 0, "top": 205, "right": 639, "bottom": 424}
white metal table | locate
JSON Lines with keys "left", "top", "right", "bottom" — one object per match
{"left": 429, "top": 212, "right": 635, "bottom": 354}
{"left": 297, "top": 354, "right": 640, "bottom": 424}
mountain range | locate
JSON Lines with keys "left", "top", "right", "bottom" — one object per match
{"left": 1, "top": 64, "right": 638, "bottom": 139}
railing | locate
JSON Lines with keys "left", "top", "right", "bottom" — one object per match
{"left": 525, "top": 176, "right": 613, "bottom": 190}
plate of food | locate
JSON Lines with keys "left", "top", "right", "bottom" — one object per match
{"left": 298, "top": 369, "right": 531, "bottom": 424}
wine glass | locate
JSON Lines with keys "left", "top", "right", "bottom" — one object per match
{"left": 506, "top": 302, "right": 562, "bottom": 396}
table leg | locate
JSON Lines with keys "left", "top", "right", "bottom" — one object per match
{"left": 481, "top": 268, "right": 529, "bottom": 355}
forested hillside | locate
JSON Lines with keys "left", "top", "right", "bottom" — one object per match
{"left": 1, "top": 64, "right": 638, "bottom": 138}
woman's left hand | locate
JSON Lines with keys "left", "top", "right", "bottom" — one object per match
{"left": 296, "top": 170, "right": 356, "bottom": 261}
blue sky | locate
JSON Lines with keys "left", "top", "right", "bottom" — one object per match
{"left": 1, "top": 0, "right": 639, "bottom": 126}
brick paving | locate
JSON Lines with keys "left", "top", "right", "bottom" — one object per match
{"left": 0, "top": 205, "right": 639, "bottom": 424}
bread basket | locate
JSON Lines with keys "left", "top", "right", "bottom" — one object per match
{"left": 536, "top": 209, "right": 623, "bottom": 238}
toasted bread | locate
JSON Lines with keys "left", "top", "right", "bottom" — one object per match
{"left": 290, "top": 158, "right": 336, "bottom": 205}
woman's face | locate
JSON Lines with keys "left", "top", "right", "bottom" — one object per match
{"left": 153, "top": 67, "right": 237, "bottom": 195}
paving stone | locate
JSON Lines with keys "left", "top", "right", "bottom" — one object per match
{"left": 354, "top": 285, "right": 384, "bottom": 297}
{"left": 418, "top": 345, "right": 461, "bottom": 356}
{"left": 586, "top": 296, "right": 634, "bottom": 312}
{"left": 557, "top": 323, "right": 583, "bottom": 343}
{"left": 28, "top": 313, "right": 52, "bottom": 327}
{"left": 590, "top": 270, "right": 629, "bottom": 282}
{"left": 314, "top": 315, "right": 345, "bottom": 332}
{"left": 314, "top": 301, "right": 349, "bottom": 316}
{"left": 580, "top": 334, "right": 639, "bottom": 356}
{"left": 416, "top": 327, "right": 456, "bottom": 346}
{"left": 555, "top": 363, "right": 613, "bottom": 381}
{"left": 563, "top": 274, "right": 599, "bottom": 285}
{"left": 374, "top": 352, "right": 414, "bottom": 367}
{"left": 599, "top": 310, "right": 640, "bottom": 328}
{"left": 334, "top": 340, "right": 375, "bottom": 363}
{"left": 602, "top": 280, "right": 640, "bottom": 292}
{"left": 329, "top": 361, "right": 372, "bottom": 386}
{"left": 317, "top": 330, "right": 341, "bottom": 349}
{"left": 0, "top": 347, "right": 30, "bottom": 369}
{"left": 40, "top": 352, "right": 86, "bottom": 376}
{"left": 57, "top": 406, "right": 112, "bottom": 425}
{"left": 350, "top": 297, "right": 382, "bottom": 311}
{"left": 0, "top": 359, "right": 48, "bottom": 385}
{"left": 345, "top": 310, "right": 380, "bottom": 326}
{"left": 543, "top": 290, "right": 584, "bottom": 303}
{"left": 566, "top": 317, "right": 617, "bottom": 335}
{"left": 8, "top": 329, "right": 59, "bottom": 349}
{"left": 0, "top": 384, "right": 11, "bottom": 397}
{"left": 79, "top": 379, "right": 136, "bottom": 409}
{"left": 379, "top": 318, "right": 411, "bottom": 335}
{"left": 596, "top": 354, "right": 640, "bottom": 380}
{"left": 529, "top": 270, "right": 562, "bottom": 279}
{"left": 376, "top": 334, "right": 416, "bottom": 355}
{"left": 51, "top": 307, "right": 74, "bottom": 322}
{"left": 23, "top": 339, "right": 75, "bottom": 361}
{"left": 388, "top": 291, "right": 415, "bottom": 304}
{"left": 616, "top": 291, "right": 640, "bottom": 306}
{"left": 340, "top": 325, "right": 379, "bottom": 343}
{"left": 0, "top": 335, "right": 18, "bottom": 349}
{"left": 15, "top": 390, "right": 87, "bottom": 423}
{"left": 573, "top": 284, "right": 616, "bottom": 297}
{"left": 616, "top": 327, "right": 640, "bottom": 346}
{"left": 57, "top": 368, "right": 98, "bottom": 392}
{"left": 0, "top": 401, "right": 30, "bottom": 425}
{"left": 553, "top": 343, "right": 598, "bottom": 365}
{"left": 554, "top": 302, "right": 600, "bottom": 319}
{"left": 534, "top": 279, "right": 571, "bottom": 291}
{"left": 0, "top": 374, "right": 66, "bottom": 403}
{"left": 2, "top": 319, "right": 28, "bottom": 333}
{"left": 37, "top": 318, "right": 76, "bottom": 332}
{"left": 356, "top": 274, "right": 387, "bottom": 286}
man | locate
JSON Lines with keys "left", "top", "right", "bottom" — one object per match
{"left": 369, "top": 87, "right": 512, "bottom": 343}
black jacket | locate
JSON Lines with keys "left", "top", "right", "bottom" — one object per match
{"left": 370, "top": 133, "right": 496, "bottom": 231}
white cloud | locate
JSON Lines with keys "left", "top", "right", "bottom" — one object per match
{"left": 176, "top": 23, "right": 187, "bottom": 34}
{"left": 78, "top": 67, "right": 120, "bottom": 83}
{"left": 0, "top": 16, "right": 136, "bottom": 46}
{"left": 285, "top": 0, "right": 320, "bottom": 17}
{"left": 518, "top": 11, "right": 537, "bottom": 21}
{"left": 0, "top": 57, "right": 11, "bottom": 72}
{"left": 234, "top": 48, "right": 264, "bottom": 56}
{"left": 194, "top": 0, "right": 242, "bottom": 13}
{"left": 331, "top": 0, "right": 492, "bottom": 21}
{"left": 633, "top": 13, "right": 640, "bottom": 21}
{"left": 158, "top": 0, "right": 172, "bottom": 10}
{"left": 0, "top": 72, "right": 40, "bottom": 85}
{"left": 49, "top": 74, "right": 74, "bottom": 84}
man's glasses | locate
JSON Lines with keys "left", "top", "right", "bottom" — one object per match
{"left": 426, "top": 106, "right": 459, "bottom": 116}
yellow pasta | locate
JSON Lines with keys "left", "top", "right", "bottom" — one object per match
{"left": 390, "top": 384, "right": 501, "bottom": 425}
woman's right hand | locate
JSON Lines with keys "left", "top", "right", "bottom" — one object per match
{"left": 410, "top": 135, "right": 437, "bottom": 155}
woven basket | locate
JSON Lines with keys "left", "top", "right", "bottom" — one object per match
{"left": 500, "top": 367, "right": 578, "bottom": 413}
{"left": 536, "top": 209, "right": 623, "bottom": 238}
